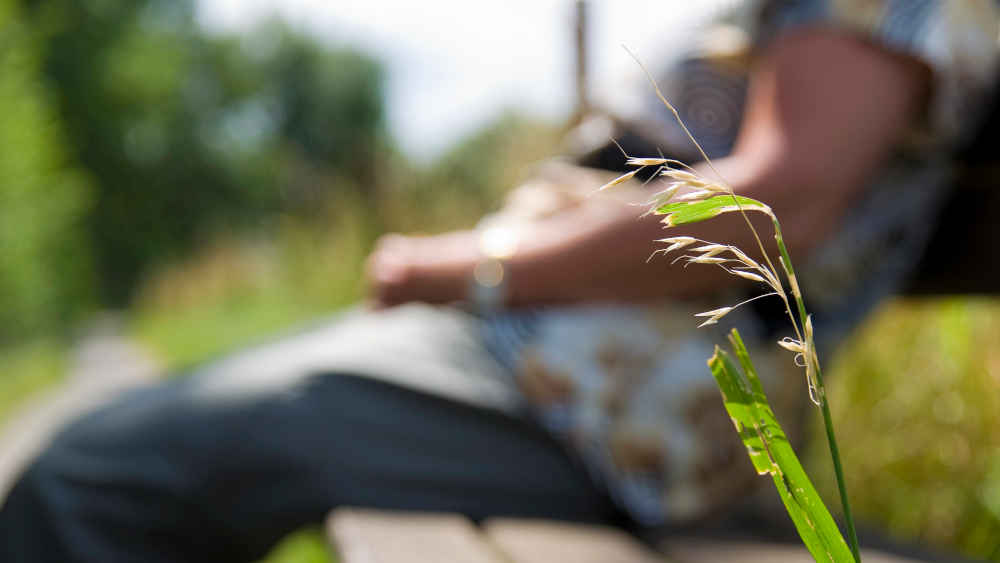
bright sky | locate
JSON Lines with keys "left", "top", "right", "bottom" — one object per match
{"left": 197, "top": 0, "right": 730, "bottom": 161}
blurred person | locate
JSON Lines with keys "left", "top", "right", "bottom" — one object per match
{"left": 2, "top": 1, "right": 998, "bottom": 561}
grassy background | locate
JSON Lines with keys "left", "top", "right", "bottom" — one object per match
{"left": 1, "top": 118, "right": 998, "bottom": 561}
{"left": 807, "top": 297, "right": 1000, "bottom": 560}
{"left": 0, "top": 340, "right": 67, "bottom": 424}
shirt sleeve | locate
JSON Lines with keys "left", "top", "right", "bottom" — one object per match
{"left": 756, "top": 0, "right": 1000, "bottom": 145}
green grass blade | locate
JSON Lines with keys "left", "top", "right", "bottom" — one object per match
{"left": 655, "top": 195, "right": 771, "bottom": 226}
{"left": 708, "top": 329, "right": 855, "bottom": 563}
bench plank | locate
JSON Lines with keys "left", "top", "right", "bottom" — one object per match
{"left": 328, "top": 508, "right": 503, "bottom": 563}
{"left": 484, "top": 518, "right": 667, "bottom": 563}
{"left": 329, "top": 509, "right": 932, "bottom": 563}
{"left": 663, "top": 539, "right": 927, "bottom": 563}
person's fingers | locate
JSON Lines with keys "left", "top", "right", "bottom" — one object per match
{"left": 365, "top": 230, "right": 478, "bottom": 308}
{"left": 365, "top": 234, "right": 412, "bottom": 308}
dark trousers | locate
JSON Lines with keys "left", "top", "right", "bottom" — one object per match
{"left": 0, "top": 370, "right": 621, "bottom": 562}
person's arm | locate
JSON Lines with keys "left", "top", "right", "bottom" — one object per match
{"left": 368, "top": 29, "right": 930, "bottom": 308}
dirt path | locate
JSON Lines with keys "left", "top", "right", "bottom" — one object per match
{"left": 0, "top": 316, "right": 161, "bottom": 500}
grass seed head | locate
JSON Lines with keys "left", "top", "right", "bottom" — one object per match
{"left": 732, "top": 269, "right": 767, "bottom": 283}
{"left": 662, "top": 169, "right": 701, "bottom": 183}
{"left": 656, "top": 236, "right": 697, "bottom": 253}
{"left": 675, "top": 189, "right": 714, "bottom": 202}
{"left": 777, "top": 337, "right": 804, "bottom": 354}
{"left": 687, "top": 255, "right": 729, "bottom": 265}
{"left": 692, "top": 244, "right": 728, "bottom": 257}
{"left": 650, "top": 182, "right": 682, "bottom": 201}
{"left": 626, "top": 157, "right": 669, "bottom": 167}
{"left": 598, "top": 169, "right": 640, "bottom": 191}
{"left": 642, "top": 183, "right": 683, "bottom": 216}
{"left": 695, "top": 306, "right": 733, "bottom": 327}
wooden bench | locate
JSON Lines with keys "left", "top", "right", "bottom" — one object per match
{"left": 326, "top": 508, "right": 928, "bottom": 563}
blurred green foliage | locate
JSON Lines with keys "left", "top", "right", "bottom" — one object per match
{"left": 14, "top": 0, "right": 385, "bottom": 313}
{"left": 258, "top": 528, "right": 332, "bottom": 563}
{"left": 132, "top": 115, "right": 562, "bottom": 369}
{"left": 807, "top": 298, "right": 1000, "bottom": 561}
{"left": 381, "top": 112, "right": 563, "bottom": 233}
{"left": 0, "top": 0, "right": 93, "bottom": 339}
{"left": 132, "top": 198, "right": 371, "bottom": 370}
{"left": 3, "top": 0, "right": 562, "bottom": 347}
{"left": 0, "top": 338, "right": 66, "bottom": 424}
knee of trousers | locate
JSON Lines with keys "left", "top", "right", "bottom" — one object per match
{"left": 0, "top": 437, "right": 86, "bottom": 562}
{"left": 5, "top": 393, "right": 167, "bottom": 515}
{"left": 5, "top": 421, "right": 97, "bottom": 515}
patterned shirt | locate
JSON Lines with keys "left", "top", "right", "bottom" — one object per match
{"left": 484, "top": 0, "right": 1000, "bottom": 525}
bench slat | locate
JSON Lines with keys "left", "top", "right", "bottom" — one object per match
{"left": 328, "top": 509, "right": 503, "bottom": 563}
{"left": 484, "top": 518, "right": 667, "bottom": 563}
{"left": 329, "top": 509, "right": 931, "bottom": 563}
{"left": 663, "top": 539, "right": 927, "bottom": 563}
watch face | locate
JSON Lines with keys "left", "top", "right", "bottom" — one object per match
{"left": 471, "top": 258, "right": 507, "bottom": 312}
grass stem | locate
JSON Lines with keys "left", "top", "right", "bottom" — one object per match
{"left": 624, "top": 48, "right": 860, "bottom": 560}
{"left": 772, "top": 218, "right": 861, "bottom": 563}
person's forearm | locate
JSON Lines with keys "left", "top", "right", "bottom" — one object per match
{"left": 368, "top": 29, "right": 928, "bottom": 310}
{"left": 505, "top": 29, "right": 929, "bottom": 307}
{"left": 502, "top": 156, "right": 830, "bottom": 306}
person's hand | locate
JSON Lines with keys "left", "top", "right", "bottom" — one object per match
{"left": 365, "top": 231, "right": 480, "bottom": 309}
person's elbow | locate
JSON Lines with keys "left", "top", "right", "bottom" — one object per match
{"left": 730, "top": 135, "right": 868, "bottom": 257}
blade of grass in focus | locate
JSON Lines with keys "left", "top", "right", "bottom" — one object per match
{"left": 709, "top": 328, "right": 854, "bottom": 563}
{"left": 656, "top": 195, "right": 772, "bottom": 226}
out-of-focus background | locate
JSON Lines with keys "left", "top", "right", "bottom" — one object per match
{"left": 1, "top": 0, "right": 998, "bottom": 561}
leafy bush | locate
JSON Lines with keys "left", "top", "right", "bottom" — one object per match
{"left": 0, "top": 0, "right": 93, "bottom": 340}
{"left": 25, "top": 0, "right": 387, "bottom": 304}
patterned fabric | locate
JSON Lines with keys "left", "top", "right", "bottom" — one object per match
{"left": 483, "top": 0, "right": 1000, "bottom": 525}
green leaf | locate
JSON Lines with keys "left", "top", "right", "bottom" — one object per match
{"left": 707, "top": 329, "right": 855, "bottom": 563}
{"left": 656, "top": 195, "right": 771, "bottom": 226}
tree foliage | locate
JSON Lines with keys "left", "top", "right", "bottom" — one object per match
{"left": 21, "top": 0, "right": 386, "bottom": 305}
{"left": 0, "top": 0, "right": 93, "bottom": 339}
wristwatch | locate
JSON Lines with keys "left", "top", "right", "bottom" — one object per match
{"left": 469, "top": 222, "right": 520, "bottom": 312}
